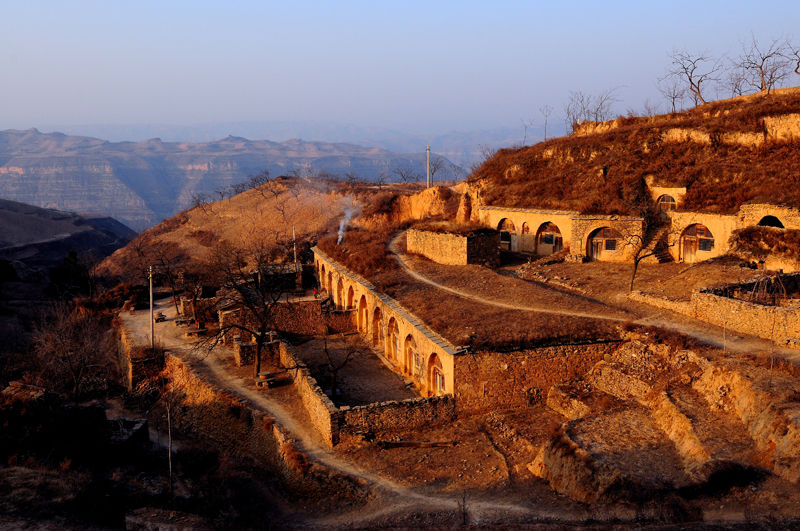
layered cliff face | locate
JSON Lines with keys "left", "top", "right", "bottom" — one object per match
{"left": 0, "top": 129, "right": 464, "bottom": 231}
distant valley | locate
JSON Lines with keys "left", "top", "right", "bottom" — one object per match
{"left": 0, "top": 128, "right": 465, "bottom": 230}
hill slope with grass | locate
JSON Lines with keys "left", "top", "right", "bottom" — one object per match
{"left": 468, "top": 88, "right": 800, "bottom": 216}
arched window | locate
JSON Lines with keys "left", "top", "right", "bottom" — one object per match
{"left": 347, "top": 286, "right": 355, "bottom": 309}
{"left": 680, "top": 224, "right": 714, "bottom": 263}
{"left": 657, "top": 195, "right": 676, "bottom": 212}
{"left": 372, "top": 307, "right": 383, "bottom": 347}
{"left": 535, "top": 222, "right": 563, "bottom": 255}
{"left": 336, "top": 278, "right": 344, "bottom": 308}
{"left": 357, "top": 295, "right": 368, "bottom": 333}
{"left": 386, "top": 318, "right": 399, "bottom": 361}
{"left": 403, "top": 335, "right": 417, "bottom": 376}
{"left": 758, "top": 215, "right": 784, "bottom": 229}
{"left": 587, "top": 227, "right": 622, "bottom": 261}
{"left": 498, "top": 218, "right": 516, "bottom": 250}
{"left": 319, "top": 265, "right": 326, "bottom": 291}
{"left": 521, "top": 222, "right": 530, "bottom": 234}
{"left": 427, "top": 354, "right": 445, "bottom": 396}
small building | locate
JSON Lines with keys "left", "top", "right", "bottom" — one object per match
{"left": 406, "top": 225, "right": 500, "bottom": 267}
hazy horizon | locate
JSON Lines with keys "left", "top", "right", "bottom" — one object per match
{"left": 3, "top": 1, "right": 800, "bottom": 140}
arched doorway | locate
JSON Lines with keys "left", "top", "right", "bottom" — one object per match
{"left": 403, "top": 335, "right": 417, "bottom": 376}
{"left": 372, "top": 307, "right": 383, "bottom": 347}
{"left": 656, "top": 194, "right": 676, "bottom": 212}
{"left": 347, "top": 286, "right": 355, "bottom": 309}
{"left": 535, "top": 222, "right": 563, "bottom": 256}
{"left": 319, "top": 264, "right": 326, "bottom": 291}
{"left": 327, "top": 272, "right": 333, "bottom": 297}
{"left": 497, "top": 218, "right": 516, "bottom": 251}
{"left": 587, "top": 227, "right": 622, "bottom": 261}
{"left": 680, "top": 224, "right": 714, "bottom": 263}
{"left": 759, "top": 215, "right": 784, "bottom": 229}
{"left": 386, "top": 318, "right": 399, "bottom": 361}
{"left": 427, "top": 353, "right": 445, "bottom": 396}
{"left": 358, "top": 295, "right": 368, "bottom": 333}
{"left": 336, "top": 278, "right": 344, "bottom": 308}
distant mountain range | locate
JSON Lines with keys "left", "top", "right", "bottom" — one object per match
{"left": 0, "top": 128, "right": 468, "bottom": 230}
{"left": 33, "top": 120, "right": 542, "bottom": 168}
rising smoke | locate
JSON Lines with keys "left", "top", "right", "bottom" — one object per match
{"left": 337, "top": 199, "right": 361, "bottom": 245}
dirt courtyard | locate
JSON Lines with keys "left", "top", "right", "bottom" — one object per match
{"left": 290, "top": 334, "right": 417, "bottom": 407}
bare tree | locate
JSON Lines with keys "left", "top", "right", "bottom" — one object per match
{"left": 667, "top": 50, "right": 722, "bottom": 105}
{"left": 564, "top": 89, "right": 620, "bottom": 132}
{"left": 520, "top": 118, "right": 534, "bottom": 145}
{"left": 469, "top": 144, "right": 496, "bottom": 174}
{"left": 391, "top": 165, "right": 421, "bottom": 184}
{"left": 32, "top": 304, "right": 117, "bottom": 401}
{"left": 320, "top": 335, "right": 356, "bottom": 401}
{"left": 790, "top": 43, "right": 800, "bottom": 78}
{"left": 191, "top": 193, "right": 213, "bottom": 215}
{"left": 724, "top": 66, "right": 748, "bottom": 98}
{"left": 428, "top": 155, "right": 446, "bottom": 183}
{"left": 204, "top": 239, "right": 293, "bottom": 378}
{"left": 539, "top": 104, "right": 553, "bottom": 140}
{"left": 657, "top": 76, "right": 686, "bottom": 113}
{"left": 736, "top": 36, "right": 792, "bottom": 93}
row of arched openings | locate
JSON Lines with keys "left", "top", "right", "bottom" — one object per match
{"left": 497, "top": 219, "right": 563, "bottom": 255}
{"left": 316, "top": 262, "right": 446, "bottom": 396}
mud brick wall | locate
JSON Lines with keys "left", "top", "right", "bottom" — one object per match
{"left": 233, "top": 341, "right": 256, "bottom": 366}
{"left": 406, "top": 229, "right": 499, "bottom": 266}
{"left": 454, "top": 342, "right": 620, "bottom": 413}
{"left": 339, "top": 395, "right": 455, "bottom": 436}
{"left": 275, "top": 341, "right": 340, "bottom": 445}
{"left": 692, "top": 290, "right": 800, "bottom": 344}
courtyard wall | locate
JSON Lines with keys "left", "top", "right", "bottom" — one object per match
{"left": 406, "top": 228, "right": 500, "bottom": 267}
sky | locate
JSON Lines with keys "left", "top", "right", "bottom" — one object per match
{"left": 2, "top": 1, "right": 800, "bottom": 137}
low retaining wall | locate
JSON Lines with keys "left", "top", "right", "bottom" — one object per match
{"left": 340, "top": 395, "right": 456, "bottom": 436}
{"left": 275, "top": 341, "right": 340, "bottom": 445}
{"left": 692, "top": 290, "right": 800, "bottom": 345}
{"left": 275, "top": 340, "right": 455, "bottom": 446}
{"left": 406, "top": 228, "right": 500, "bottom": 267}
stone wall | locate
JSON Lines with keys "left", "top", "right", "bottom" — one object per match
{"left": 339, "top": 395, "right": 455, "bottom": 436}
{"left": 275, "top": 340, "right": 456, "bottom": 446}
{"left": 275, "top": 341, "right": 340, "bottom": 445}
{"left": 406, "top": 228, "right": 499, "bottom": 266}
{"left": 691, "top": 289, "right": 800, "bottom": 346}
{"left": 454, "top": 342, "right": 620, "bottom": 413}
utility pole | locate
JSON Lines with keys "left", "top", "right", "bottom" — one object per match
{"left": 426, "top": 145, "right": 431, "bottom": 188}
{"left": 148, "top": 265, "right": 155, "bottom": 352}
{"left": 292, "top": 225, "right": 297, "bottom": 264}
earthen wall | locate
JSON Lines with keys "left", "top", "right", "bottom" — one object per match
{"left": 406, "top": 229, "right": 499, "bottom": 266}
{"left": 339, "top": 395, "right": 456, "bottom": 436}
{"left": 454, "top": 342, "right": 620, "bottom": 412}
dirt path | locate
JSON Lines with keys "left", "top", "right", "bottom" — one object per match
{"left": 120, "top": 300, "right": 544, "bottom": 525}
{"left": 389, "top": 233, "right": 630, "bottom": 323}
{"left": 389, "top": 232, "right": 800, "bottom": 362}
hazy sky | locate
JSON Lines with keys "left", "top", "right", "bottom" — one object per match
{"left": 2, "top": 1, "right": 799, "bottom": 134}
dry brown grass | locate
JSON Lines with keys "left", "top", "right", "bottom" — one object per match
{"left": 730, "top": 227, "right": 800, "bottom": 261}
{"left": 471, "top": 90, "right": 800, "bottom": 215}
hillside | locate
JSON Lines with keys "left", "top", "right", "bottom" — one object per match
{"left": 0, "top": 199, "right": 135, "bottom": 280}
{"left": 469, "top": 88, "right": 800, "bottom": 216}
{"left": 0, "top": 129, "right": 463, "bottom": 230}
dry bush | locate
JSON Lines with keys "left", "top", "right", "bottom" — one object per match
{"left": 189, "top": 229, "right": 219, "bottom": 248}
{"left": 470, "top": 90, "right": 800, "bottom": 215}
{"left": 730, "top": 227, "right": 800, "bottom": 261}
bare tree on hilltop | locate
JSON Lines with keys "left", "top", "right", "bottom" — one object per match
{"left": 564, "top": 88, "right": 620, "bottom": 132}
{"left": 667, "top": 50, "right": 722, "bottom": 105}
{"left": 734, "top": 36, "right": 793, "bottom": 94}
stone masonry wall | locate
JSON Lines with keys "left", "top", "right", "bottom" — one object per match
{"left": 692, "top": 290, "right": 800, "bottom": 345}
{"left": 339, "top": 395, "right": 455, "bottom": 436}
{"left": 454, "top": 342, "right": 620, "bottom": 413}
{"left": 275, "top": 341, "right": 340, "bottom": 445}
{"left": 406, "top": 229, "right": 500, "bottom": 267}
